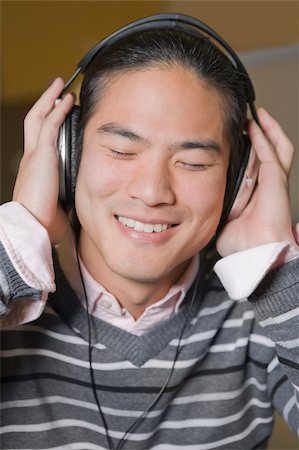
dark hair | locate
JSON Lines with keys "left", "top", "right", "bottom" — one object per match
{"left": 76, "top": 27, "right": 249, "bottom": 213}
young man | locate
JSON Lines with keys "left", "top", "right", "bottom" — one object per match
{"left": 1, "top": 15, "right": 298, "bottom": 450}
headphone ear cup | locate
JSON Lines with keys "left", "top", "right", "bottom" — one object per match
{"left": 227, "top": 135, "right": 259, "bottom": 221}
{"left": 217, "top": 134, "right": 259, "bottom": 232}
{"left": 58, "top": 105, "right": 81, "bottom": 209}
{"left": 69, "top": 106, "right": 81, "bottom": 205}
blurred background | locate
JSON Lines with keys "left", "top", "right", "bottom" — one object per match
{"left": 1, "top": 1, "right": 298, "bottom": 448}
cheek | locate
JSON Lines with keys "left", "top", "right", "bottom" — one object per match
{"left": 75, "top": 156, "right": 121, "bottom": 234}
{"left": 178, "top": 170, "right": 227, "bottom": 218}
{"left": 75, "top": 153, "right": 121, "bottom": 201}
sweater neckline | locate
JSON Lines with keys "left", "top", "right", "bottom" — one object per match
{"left": 49, "top": 252, "right": 202, "bottom": 367}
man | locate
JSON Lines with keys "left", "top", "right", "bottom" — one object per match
{"left": 1, "top": 15, "right": 298, "bottom": 450}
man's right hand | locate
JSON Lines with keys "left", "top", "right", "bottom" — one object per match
{"left": 13, "top": 78, "right": 75, "bottom": 245}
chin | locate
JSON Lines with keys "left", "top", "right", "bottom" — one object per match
{"left": 110, "top": 253, "right": 188, "bottom": 286}
{"left": 114, "top": 262, "right": 167, "bottom": 284}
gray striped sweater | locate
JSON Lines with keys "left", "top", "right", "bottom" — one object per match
{"left": 0, "top": 244, "right": 298, "bottom": 450}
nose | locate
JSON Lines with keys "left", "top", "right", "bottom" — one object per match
{"left": 127, "top": 157, "right": 176, "bottom": 207}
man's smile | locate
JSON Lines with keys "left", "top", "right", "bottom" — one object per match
{"left": 116, "top": 215, "right": 176, "bottom": 233}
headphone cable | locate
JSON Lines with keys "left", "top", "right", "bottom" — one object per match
{"left": 115, "top": 266, "right": 205, "bottom": 450}
{"left": 74, "top": 237, "right": 115, "bottom": 450}
{"left": 74, "top": 233, "right": 208, "bottom": 450}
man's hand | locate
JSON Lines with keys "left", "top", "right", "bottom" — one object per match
{"left": 13, "top": 78, "right": 75, "bottom": 245}
{"left": 217, "top": 108, "right": 298, "bottom": 257}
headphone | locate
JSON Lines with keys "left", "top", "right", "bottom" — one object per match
{"left": 57, "top": 13, "right": 260, "bottom": 225}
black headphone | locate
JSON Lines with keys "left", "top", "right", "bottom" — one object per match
{"left": 57, "top": 13, "right": 260, "bottom": 224}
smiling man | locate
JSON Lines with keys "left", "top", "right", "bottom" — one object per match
{"left": 0, "top": 15, "right": 298, "bottom": 450}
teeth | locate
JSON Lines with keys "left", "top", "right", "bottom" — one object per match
{"left": 117, "top": 216, "right": 170, "bottom": 233}
{"left": 135, "top": 221, "right": 144, "bottom": 232}
{"left": 153, "top": 224, "right": 163, "bottom": 232}
{"left": 144, "top": 223, "right": 154, "bottom": 233}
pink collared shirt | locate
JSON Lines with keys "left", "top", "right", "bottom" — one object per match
{"left": 77, "top": 252, "right": 199, "bottom": 335}
{"left": 0, "top": 202, "right": 298, "bottom": 331}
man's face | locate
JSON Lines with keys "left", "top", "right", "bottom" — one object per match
{"left": 76, "top": 67, "right": 230, "bottom": 290}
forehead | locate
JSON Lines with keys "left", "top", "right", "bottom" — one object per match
{"left": 87, "top": 66, "right": 228, "bottom": 148}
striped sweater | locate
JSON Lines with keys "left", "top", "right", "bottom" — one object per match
{"left": 1, "top": 245, "right": 299, "bottom": 450}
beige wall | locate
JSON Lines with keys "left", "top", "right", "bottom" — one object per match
{"left": 1, "top": 2, "right": 299, "bottom": 447}
{"left": 163, "top": 1, "right": 299, "bottom": 49}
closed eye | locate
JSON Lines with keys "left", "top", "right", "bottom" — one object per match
{"left": 178, "top": 162, "right": 210, "bottom": 171}
{"left": 108, "top": 148, "right": 135, "bottom": 158}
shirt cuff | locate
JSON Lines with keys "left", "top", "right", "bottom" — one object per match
{"left": 0, "top": 202, "right": 55, "bottom": 291}
{"left": 214, "top": 241, "right": 299, "bottom": 300}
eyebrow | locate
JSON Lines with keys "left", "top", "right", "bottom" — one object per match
{"left": 96, "top": 123, "right": 222, "bottom": 153}
{"left": 97, "top": 123, "right": 150, "bottom": 145}
{"left": 170, "top": 140, "right": 221, "bottom": 153}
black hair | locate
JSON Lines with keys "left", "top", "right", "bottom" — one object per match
{"left": 76, "top": 27, "right": 249, "bottom": 218}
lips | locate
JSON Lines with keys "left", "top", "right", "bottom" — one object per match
{"left": 116, "top": 215, "right": 174, "bottom": 233}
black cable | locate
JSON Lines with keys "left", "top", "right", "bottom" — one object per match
{"left": 74, "top": 229, "right": 209, "bottom": 450}
{"left": 74, "top": 236, "right": 115, "bottom": 450}
{"left": 115, "top": 267, "right": 205, "bottom": 450}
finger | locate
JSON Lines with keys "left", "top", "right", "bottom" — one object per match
{"left": 37, "top": 93, "right": 75, "bottom": 152}
{"left": 24, "top": 77, "right": 65, "bottom": 153}
{"left": 256, "top": 108, "right": 294, "bottom": 175}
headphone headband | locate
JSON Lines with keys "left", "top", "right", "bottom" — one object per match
{"left": 58, "top": 12, "right": 260, "bottom": 221}
{"left": 62, "top": 13, "right": 256, "bottom": 107}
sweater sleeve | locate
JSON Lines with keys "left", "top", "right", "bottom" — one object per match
{"left": 249, "top": 258, "right": 299, "bottom": 435}
{"left": 0, "top": 202, "right": 55, "bottom": 326}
